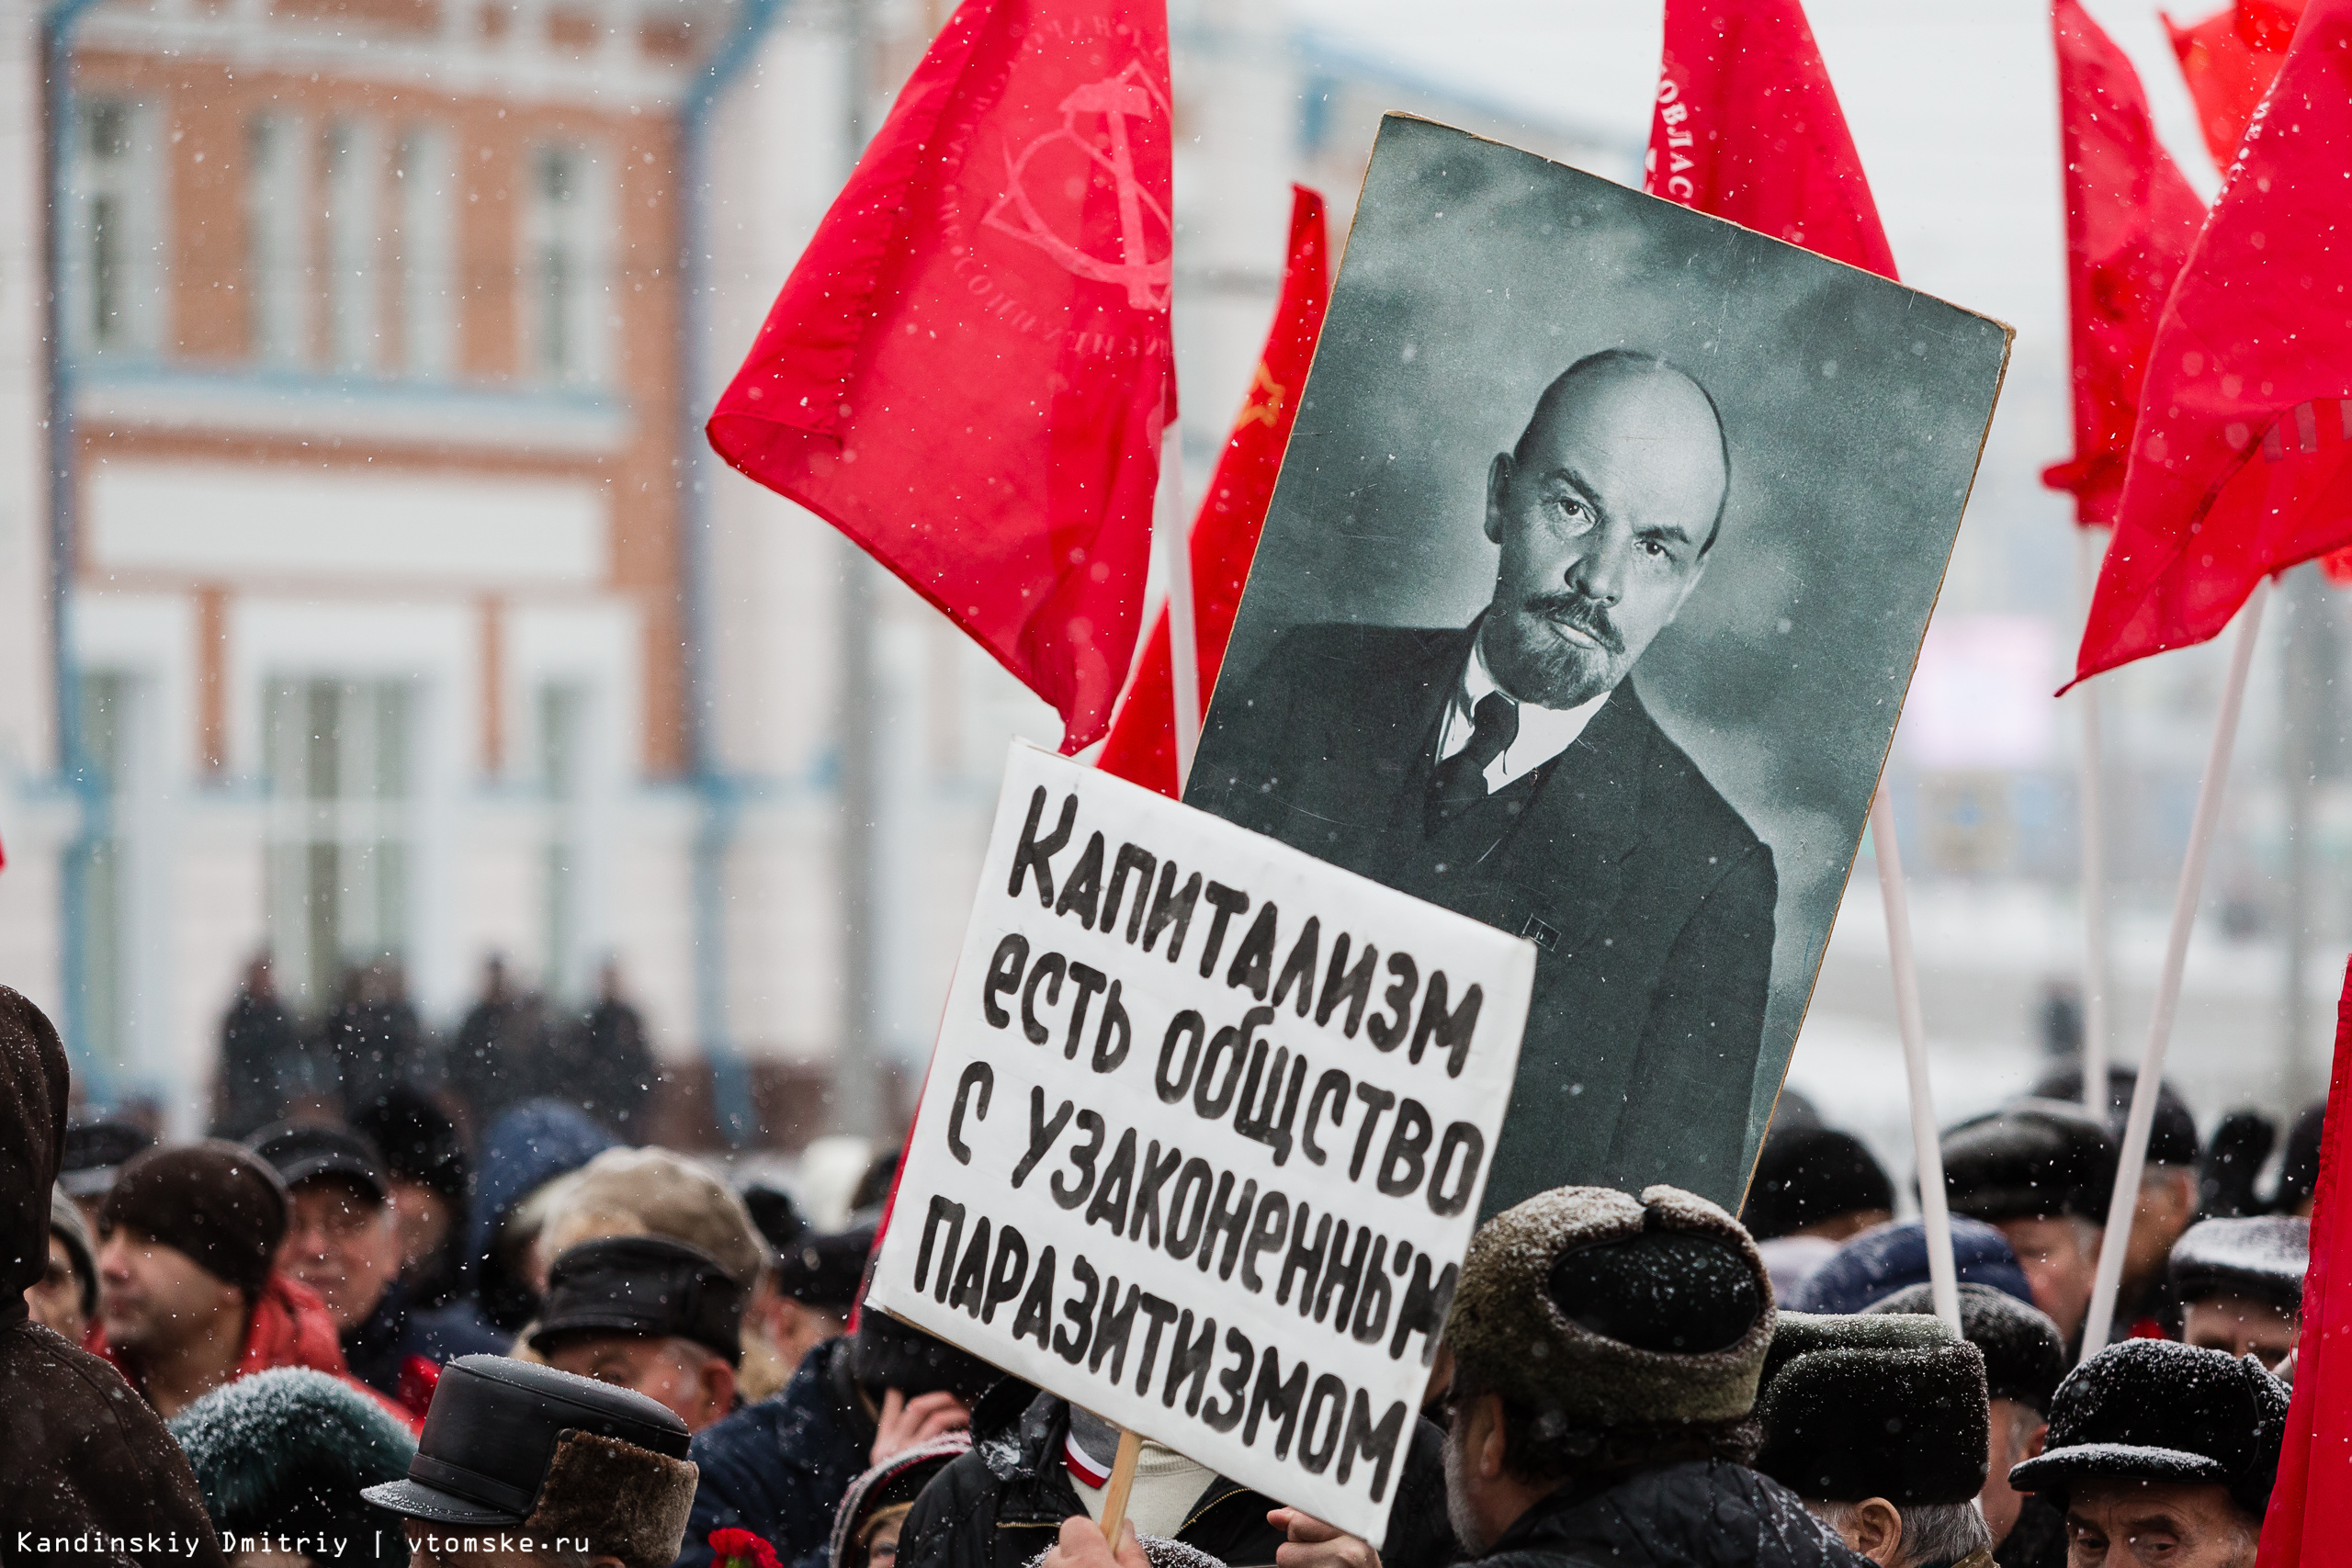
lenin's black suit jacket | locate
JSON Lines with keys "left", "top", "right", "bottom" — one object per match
{"left": 1187, "top": 621, "right": 1777, "bottom": 1216}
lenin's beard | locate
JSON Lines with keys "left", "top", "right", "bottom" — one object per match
{"left": 1482, "top": 590, "right": 1631, "bottom": 710}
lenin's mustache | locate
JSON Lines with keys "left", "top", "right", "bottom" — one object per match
{"left": 1521, "top": 591, "right": 1624, "bottom": 656}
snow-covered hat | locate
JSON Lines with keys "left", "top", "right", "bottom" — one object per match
{"left": 2008, "top": 1339, "right": 2288, "bottom": 1517}
{"left": 1756, "top": 1312, "right": 1988, "bottom": 1506}
{"left": 170, "top": 1368, "right": 415, "bottom": 1557}
{"left": 2169, "top": 1216, "right": 2310, "bottom": 1314}
{"left": 1868, "top": 1281, "right": 2067, "bottom": 1413}
{"left": 1940, "top": 1100, "right": 2116, "bottom": 1225}
{"left": 825, "top": 1433, "right": 971, "bottom": 1568}
{"left": 1445, "top": 1185, "right": 1774, "bottom": 1428}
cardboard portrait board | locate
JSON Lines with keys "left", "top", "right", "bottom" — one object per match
{"left": 1188, "top": 116, "right": 2012, "bottom": 1220}
{"left": 867, "top": 742, "right": 1532, "bottom": 1540}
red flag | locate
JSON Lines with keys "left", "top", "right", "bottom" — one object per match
{"left": 1645, "top": 0, "right": 1896, "bottom": 280}
{"left": 1098, "top": 186, "right": 1330, "bottom": 796}
{"left": 2074, "top": 0, "right": 2352, "bottom": 685}
{"left": 706, "top": 1, "right": 1176, "bottom": 753}
{"left": 2256, "top": 955, "right": 2352, "bottom": 1562}
{"left": 2166, "top": 0, "right": 2307, "bottom": 169}
{"left": 2041, "top": 0, "right": 2209, "bottom": 526}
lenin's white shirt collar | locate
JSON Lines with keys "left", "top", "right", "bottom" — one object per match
{"left": 1437, "top": 633, "right": 1611, "bottom": 792}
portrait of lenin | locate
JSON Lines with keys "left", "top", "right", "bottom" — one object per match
{"left": 1188, "top": 348, "right": 1774, "bottom": 1214}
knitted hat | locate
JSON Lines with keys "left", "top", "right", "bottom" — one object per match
{"left": 1446, "top": 1185, "right": 1775, "bottom": 1429}
{"left": 2009, "top": 1340, "right": 2287, "bottom": 1517}
{"left": 1756, "top": 1313, "right": 1989, "bottom": 1505}
{"left": 101, "top": 1141, "right": 290, "bottom": 1294}
{"left": 1743, "top": 1127, "right": 1894, "bottom": 1242}
{"left": 2169, "top": 1216, "right": 2310, "bottom": 1314}
{"left": 530, "top": 1235, "right": 748, "bottom": 1367}
{"left": 169, "top": 1368, "right": 416, "bottom": 1560}
{"left": 825, "top": 1434, "right": 971, "bottom": 1568}
{"left": 1785, "top": 1216, "right": 2033, "bottom": 1315}
{"left": 1867, "top": 1281, "right": 2067, "bottom": 1412}
{"left": 49, "top": 1183, "right": 97, "bottom": 1318}
{"left": 1940, "top": 1101, "right": 2116, "bottom": 1224}
{"left": 2031, "top": 1067, "right": 2201, "bottom": 1168}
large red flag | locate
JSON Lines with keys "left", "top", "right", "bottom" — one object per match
{"left": 2074, "top": 0, "right": 2352, "bottom": 685}
{"left": 1098, "top": 186, "right": 1329, "bottom": 796}
{"left": 706, "top": 1, "right": 1176, "bottom": 753}
{"left": 1645, "top": 0, "right": 1896, "bottom": 280}
{"left": 2041, "top": 0, "right": 2209, "bottom": 526}
{"left": 2256, "top": 956, "right": 2352, "bottom": 1562}
{"left": 2166, "top": 0, "right": 2307, "bottom": 169}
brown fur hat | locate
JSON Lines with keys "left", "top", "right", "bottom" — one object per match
{"left": 523, "top": 1429, "right": 700, "bottom": 1568}
{"left": 1446, "top": 1184, "right": 1775, "bottom": 1428}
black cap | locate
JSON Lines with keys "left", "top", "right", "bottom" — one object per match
{"left": 2009, "top": 1339, "right": 2287, "bottom": 1517}
{"left": 61, "top": 1119, "right": 153, "bottom": 1200}
{"left": 741, "top": 1181, "right": 809, "bottom": 1254}
{"left": 2170, "top": 1215, "right": 2310, "bottom": 1314}
{"left": 775, "top": 1224, "right": 876, "bottom": 1314}
{"left": 350, "top": 1087, "right": 469, "bottom": 1210}
{"left": 529, "top": 1235, "right": 746, "bottom": 1367}
{"left": 1867, "top": 1281, "right": 2067, "bottom": 1412}
{"left": 1757, "top": 1314, "right": 1989, "bottom": 1506}
{"left": 362, "top": 1354, "right": 688, "bottom": 1527}
{"left": 1940, "top": 1100, "right": 2116, "bottom": 1224}
{"left": 2031, "top": 1066, "right": 2200, "bottom": 1168}
{"left": 1742, "top": 1127, "right": 1894, "bottom": 1241}
{"left": 249, "top": 1122, "right": 390, "bottom": 1204}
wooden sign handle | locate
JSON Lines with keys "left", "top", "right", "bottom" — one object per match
{"left": 1098, "top": 1428, "right": 1144, "bottom": 1545}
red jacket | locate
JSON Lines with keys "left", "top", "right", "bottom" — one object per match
{"left": 91, "top": 1271, "right": 422, "bottom": 1431}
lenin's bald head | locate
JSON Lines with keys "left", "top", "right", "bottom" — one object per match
{"left": 1479, "top": 351, "right": 1730, "bottom": 710}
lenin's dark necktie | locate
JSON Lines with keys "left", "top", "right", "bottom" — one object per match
{"left": 1427, "top": 691, "right": 1519, "bottom": 834}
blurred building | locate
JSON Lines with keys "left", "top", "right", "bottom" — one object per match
{"left": 0, "top": 0, "right": 1618, "bottom": 1139}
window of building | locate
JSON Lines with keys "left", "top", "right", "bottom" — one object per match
{"left": 264, "top": 680, "right": 412, "bottom": 1011}
{"left": 393, "top": 128, "right": 456, "bottom": 379}
{"left": 70, "top": 98, "right": 164, "bottom": 358}
{"left": 539, "top": 682, "right": 587, "bottom": 1001}
{"left": 71, "top": 672, "right": 135, "bottom": 1071}
{"left": 524, "top": 144, "right": 609, "bottom": 386}
{"left": 247, "top": 115, "right": 312, "bottom": 367}
{"left": 323, "top": 119, "right": 380, "bottom": 374}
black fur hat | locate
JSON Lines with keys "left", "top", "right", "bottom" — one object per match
{"left": 1940, "top": 1100, "right": 2116, "bottom": 1224}
{"left": 2031, "top": 1066, "right": 2200, "bottom": 1168}
{"left": 1756, "top": 1313, "right": 1989, "bottom": 1506}
{"left": 1867, "top": 1282, "right": 2067, "bottom": 1412}
{"left": 1742, "top": 1127, "right": 1894, "bottom": 1242}
{"left": 2008, "top": 1339, "right": 2288, "bottom": 1517}
{"left": 2169, "top": 1216, "right": 2310, "bottom": 1314}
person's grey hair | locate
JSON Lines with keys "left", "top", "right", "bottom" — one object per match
{"left": 1809, "top": 1499, "right": 1993, "bottom": 1568}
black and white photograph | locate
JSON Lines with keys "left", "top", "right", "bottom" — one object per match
{"left": 1188, "top": 115, "right": 2011, "bottom": 1218}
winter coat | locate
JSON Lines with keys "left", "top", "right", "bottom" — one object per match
{"left": 675, "top": 1334, "right": 881, "bottom": 1568}
{"left": 1467, "top": 1460, "right": 1874, "bottom": 1568}
{"left": 896, "top": 1385, "right": 1457, "bottom": 1568}
{"left": 342, "top": 1277, "right": 510, "bottom": 1419}
{"left": 557, "top": 998, "right": 658, "bottom": 1137}
{"left": 0, "top": 985, "right": 228, "bottom": 1567}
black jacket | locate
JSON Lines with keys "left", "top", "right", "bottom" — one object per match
{"left": 678, "top": 1336, "right": 881, "bottom": 1568}
{"left": 1471, "top": 1461, "right": 1871, "bottom": 1568}
{"left": 898, "top": 1384, "right": 1455, "bottom": 1568}
{"left": 1189, "top": 623, "right": 1778, "bottom": 1214}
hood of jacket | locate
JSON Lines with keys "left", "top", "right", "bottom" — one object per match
{"left": 464, "top": 1099, "right": 618, "bottom": 1284}
{"left": 1477, "top": 1460, "right": 1873, "bottom": 1568}
{"left": 1, "top": 987, "right": 70, "bottom": 1304}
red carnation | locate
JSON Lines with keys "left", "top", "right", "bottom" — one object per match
{"left": 709, "top": 1528, "right": 783, "bottom": 1568}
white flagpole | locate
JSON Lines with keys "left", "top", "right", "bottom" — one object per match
{"left": 1158, "top": 426, "right": 1202, "bottom": 790}
{"left": 2077, "top": 526, "right": 2113, "bottom": 1113}
{"left": 1871, "top": 787, "right": 1961, "bottom": 1336}
{"left": 2079, "top": 574, "right": 2273, "bottom": 1361}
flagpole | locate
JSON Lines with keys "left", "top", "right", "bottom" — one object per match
{"left": 2077, "top": 525, "right": 2113, "bottom": 1111}
{"left": 1159, "top": 426, "right": 1202, "bottom": 790}
{"left": 1871, "top": 787, "right": 1961, "bottom": 1336}
{"left": 2080, "top": 574, "right": 2273, "bottom": 1361}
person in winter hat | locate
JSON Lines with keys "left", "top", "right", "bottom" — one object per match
{"left": 1787, "top": 1217, "right": 2035, "bottom": 1317}
{"left": 28, "top": 1181, "right": 99, "bottom": 1340}
{"left": 530, "top": 1235, "right": 746, "bottom": 1433}
{"left": 60, "top": 1114, "right": 153, "bottom": 1223}
{"left": 1939, "top": 1102, "right": 2115, "bottom": 1347}
{"left": 349, "top": 1084, "right": 471, "bottom": 1308}
{"left": 2033, "top": 1066, "right": 2202, "bottom": 1343}
{"left": 2171, "top": 1215, "right": 2307, "bottom": 1371}
{"left": 1757, "top": 1312, "right": 1994, "bottom": 1567}
{"left": 463, "top": 1097, "right": 618, "bottom": 1333}
{"left": 365, "top": 1354, "right": 700, "bottom": 1568}
{"left": 94, "top": 1139, "right": 328, "bottom": 1416}
{"left": 828, "top": 1435, "right": 971, "bottom": 1568}
{"left": 1744, "top": 1125, "right": 1895, "bottom": 1300}
{"left": 2007, "top": 1339, "right": 2286, "bottom": 1568}
{"left": 763, "top": 1221, "right": 875, "bottom": 1375}
{"left": 252, "top": 1122, "right": 504, "bottom": 1419}
{"left": 170, "top": 1366, "right": 418, "bottom": 1564}
{"left": 0, "top": 985, "right": 228, "bottom": 1565}
{"left": 1866, "top": 1283, "right": 2065, "bottom": 1551}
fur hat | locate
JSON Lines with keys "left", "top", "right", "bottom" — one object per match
{"left": 169, "top": 1368, "right": 415, "bottom": 1562}
{"left": 2008, "top": 1339, "right": 2288, "bottom": 1517}
{"left": 350, "top": 1087, "right": 469, "bottom": 1211}
{"left": 530, "top": 1235, "right": 748, "bottom": 1366}
{"left": 50, "top": 1182, "right": 97, "bottom": 1318}
{"left": 1940, "top": 1101, "right": 2115, "bottom": 1224}
{"left": 2032, "top": 1066, "right": 2201, "bottom": 1168}
{"left": 1756, "top": 1313, "right": 1989, "bottom": 1505}
{"left": 100, "top": 1141, "right": 290, "bottom": 1294}
{"left": 2170, "top": 1216, "right": 2310, "bottom": 1314}
{"left": 537, "top": 1147, "right": 770, "bottom": 1286}
{"left": 1868, "top": 1281, "right": 2067, "bottom": 1412}
{"left": 1743, "top": 1127, "right": 1894, "bottom": 1242}
{"left": 1786, "top": 1216, "right": 2033, "bottom": 1315}
{"left": 1445, "top": 1185, "right": 1775, "bottom": 1429}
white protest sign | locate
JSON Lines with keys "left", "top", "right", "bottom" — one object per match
{"left": 867, "top": 742, "right": 1533, "bottom": 1540}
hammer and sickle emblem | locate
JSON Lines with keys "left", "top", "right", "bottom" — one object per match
{"left": 983, "top": 59, "right": 1173, "bottom": 310}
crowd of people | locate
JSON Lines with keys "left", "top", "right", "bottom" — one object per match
{"left": 5, "top": 974, "right": 2321, "bottom": 1568}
